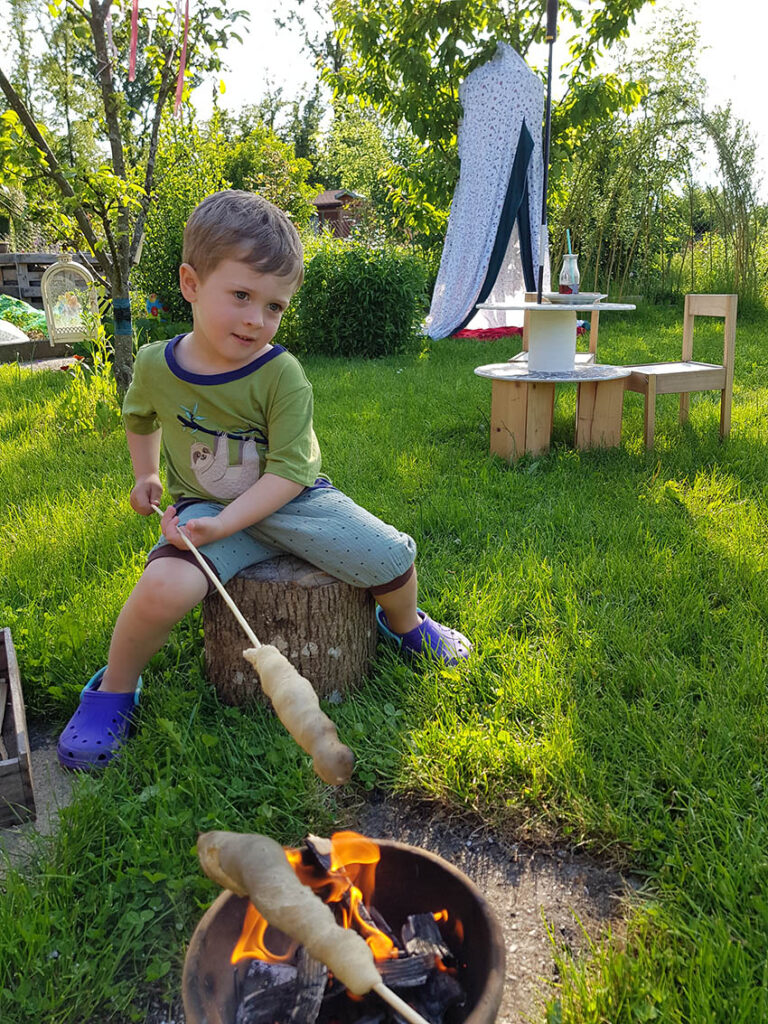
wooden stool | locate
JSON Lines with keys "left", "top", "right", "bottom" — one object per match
{"left": 202, "top": 555, "right": 377, "bottom": 706}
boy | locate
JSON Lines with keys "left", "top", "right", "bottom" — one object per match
{"left": 57, "top": 190, "right": 471, "bottom": 771}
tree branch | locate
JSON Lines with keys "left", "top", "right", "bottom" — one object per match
{"left": 0, "top": 62, "right": 110, "bottom": 276}
{"left": 131, "top": 45, "right": 178, "bottom": 262}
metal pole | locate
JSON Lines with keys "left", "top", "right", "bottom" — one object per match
{"left": 536, "top": 0, "right": 559, "bottom": 304}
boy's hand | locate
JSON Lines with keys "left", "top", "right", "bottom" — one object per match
{"left": 130, "top": 474, "right": 163, "bottom": 515}
{"left": 161, "top": 507, "right": 226, "bottom": 550}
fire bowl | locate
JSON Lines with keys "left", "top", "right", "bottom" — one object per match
{"left": 183, "top": 838, "right": 505, "bottom": 1024}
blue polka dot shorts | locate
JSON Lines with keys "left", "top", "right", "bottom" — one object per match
{"left": 146, "top": 486, "right": 417, "bottom": 589}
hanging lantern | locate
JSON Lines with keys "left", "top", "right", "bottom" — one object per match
{"left": 41, "top": 253, "right": 99, "bottom": 346}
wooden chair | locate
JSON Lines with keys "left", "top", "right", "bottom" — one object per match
{"left": 623, "top": 294, "right": 737, "bottom": 448}
{"left": 509, "top": 291, "right": 600, "bottom": 365}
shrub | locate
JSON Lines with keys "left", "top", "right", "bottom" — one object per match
{"left": 295, "top": 237, "right": 429, "bottom": 358}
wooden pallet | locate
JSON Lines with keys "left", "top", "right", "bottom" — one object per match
{"left": 0, "top": 252, "right": 95, "bottom": 308}
{"left": 0, "top": 627, "right": 36, "bottom": 827}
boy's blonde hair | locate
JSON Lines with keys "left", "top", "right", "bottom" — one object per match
{"left": 183, "top": 190, "right": 304, "bottom": 285}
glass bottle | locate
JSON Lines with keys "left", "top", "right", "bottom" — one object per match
{"left": 559, "top": 253, "right": 580, "bottom": 295}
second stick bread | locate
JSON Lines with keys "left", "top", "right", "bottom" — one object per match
{"left": 243, "top": 646, "right": 355, "bottom": 785}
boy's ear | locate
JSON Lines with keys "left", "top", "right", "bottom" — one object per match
{"left": 179, "top": 263, "right": 200, "bottom": 303}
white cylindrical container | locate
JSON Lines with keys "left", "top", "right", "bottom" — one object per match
{"left": 527, "top": 309, "right": 577, "bottom": 372}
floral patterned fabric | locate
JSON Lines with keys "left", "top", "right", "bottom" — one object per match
{"left": 425, "top": 43, "right": 549, "bottom": 339}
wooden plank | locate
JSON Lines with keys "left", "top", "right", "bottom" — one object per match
{"left": 16, "top": 263, "right": 30, "bottom": 288}
{"left": 720, "top": 295, "right": 737, "bottom": 439}
{"left": 0, "top": 628, "right": 36, "bottom": 826}
{"left": 525, "top": 382, "right": 555, "bottom": 456}
{"left": 490, "top": 380, "right": 528, "bottom": 461}
{"left": 0, "top": 252, "right": 59, "bottom": 264}
{"left": 0, "top": 679, "right": 8, "bottom": 760}
{"left": 644, "top": 376, "right": 656, "bottom": 448}
{"left": 654, "top": 367, "right": 725, "bottom": 394}
{"left": 575, "top": 379, "right": 625, "bottom": 449}
{"left": 687, "top": 293, "right": 734, "bottom": 318}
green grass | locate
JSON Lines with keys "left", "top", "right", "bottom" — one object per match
{"left": 1, "top": 303, "right": 768, "bottom": 1022}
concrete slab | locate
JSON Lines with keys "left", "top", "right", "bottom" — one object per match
{"left": 0, "top": 724, "right": 74, "bottom": 872}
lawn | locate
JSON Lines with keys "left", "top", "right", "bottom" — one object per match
{"left": 1, "top": 303, "right": 767, "bottom": 1023}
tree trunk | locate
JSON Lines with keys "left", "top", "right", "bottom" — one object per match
{"left": 111, "top": 274, "right": 134, "bottom": 395}
{"left": 202, "top": 555, "right": 377, "bottom": 706}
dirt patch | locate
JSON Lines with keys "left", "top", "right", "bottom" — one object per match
{"left": 340, "top": 793, "right": 636, "bottom": 1024}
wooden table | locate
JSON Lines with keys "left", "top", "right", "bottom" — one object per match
{"left": 474, "top": 362, "right": 631, "bottom": 459}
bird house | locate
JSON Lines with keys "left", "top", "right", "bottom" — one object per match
{"left": 41, "top": 253, "right": 99, "bottom": 345}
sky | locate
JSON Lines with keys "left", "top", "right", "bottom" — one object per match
{"left": 190, "top": 0, "right": 768, "bottom": 200}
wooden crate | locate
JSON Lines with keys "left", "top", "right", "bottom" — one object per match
{"left": 0, "top": 627, "right": 36, "bottom": 827}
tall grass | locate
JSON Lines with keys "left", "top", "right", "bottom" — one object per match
{"left": 1, "top": 304, "right": 767, "bottom": 1021}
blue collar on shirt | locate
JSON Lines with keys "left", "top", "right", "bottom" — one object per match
{"left": 164, "top": 335, "right": 286, "bottom": 385}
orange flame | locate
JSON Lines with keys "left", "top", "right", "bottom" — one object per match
{"left": 231, "top": 832, "right": 435, "bottom": 965}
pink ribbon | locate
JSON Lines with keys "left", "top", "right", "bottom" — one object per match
{"left": 174, "top": 0, "right": 190, "bottom": 115}
{"left": 128, "top": 0, "right": 139, "bottom": 82}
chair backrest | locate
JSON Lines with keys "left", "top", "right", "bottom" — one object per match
{"left": 522, "top": 292, "right": 599, "bottom": 354}
{"left": 682, "top": 294, "right": 737, "bottom": 375}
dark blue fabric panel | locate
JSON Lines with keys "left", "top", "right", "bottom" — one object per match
{"left": 452, "top": 121, "right": 535, "bottom": 334}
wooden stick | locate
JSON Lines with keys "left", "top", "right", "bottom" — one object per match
{"left": 150, "top": 504, "right": 260, "bottom": 648}
{"left": 372, "top": 981, "right": 433, "bottom": 1024}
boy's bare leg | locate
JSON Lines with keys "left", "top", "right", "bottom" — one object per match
{"left": 99, "top": 559, "right": 209, "bottom": 693}
{"left": 375, "top": 566, "right": 421, "bottom": 635}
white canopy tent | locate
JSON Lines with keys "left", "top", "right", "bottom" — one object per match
{"left": 425, "top": 43, "right": 551, "bottom": 339}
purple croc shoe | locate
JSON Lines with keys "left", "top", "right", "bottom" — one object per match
{"left": 376, "top": 607, "right": 472, "bottom": 666}
{"left": 57, "top": 667, "right": 142, "bottom": 771}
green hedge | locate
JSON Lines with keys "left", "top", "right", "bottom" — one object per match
{"left": 286, "top": 237, "right": 429, "bottom": 358}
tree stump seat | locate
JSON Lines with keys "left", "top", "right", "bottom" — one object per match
{"left": 202, "top": 555, "right": 377, "bottom": 706}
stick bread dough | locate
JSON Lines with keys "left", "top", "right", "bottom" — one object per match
{"left": 243, "top": 646, "right": 355, "bottom": 786}
{"left": 197, "top": 830, "right": 381, "bottom": 996}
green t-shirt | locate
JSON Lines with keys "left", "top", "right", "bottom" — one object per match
{"left": 122, "top": 337, "right": 322, "bottom": 503}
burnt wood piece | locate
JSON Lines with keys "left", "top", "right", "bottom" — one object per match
{"left": 304, "top": 834, "right": 333, "bottom": 871}
{"left": 401, "top": 914, "right": 465, "bottom": 1024}
{"left": 376, "top": 954, "right": 432, "bottom": 988}
{"left": 408, "top": 969, "right": 466, "bottom": 1024}
{"left": 289, "top": 947, "right": 328, "bottom": 1024}
{"left": 203, "top": 555, "right": 376, "bottom": 704}
{"left": 236, "top": 961, "right": 297, "bottom": 1024}
{"left": 235, "top": 949, "right": 328, "bottom": 1024}
{"left": 0, "top": 627, "right": 36, "bottom": 827}
{"left": 402, "top": 915, "right": 453, "bottom": 962}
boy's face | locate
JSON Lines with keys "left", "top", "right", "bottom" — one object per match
{"left": 179, "top": 259, "right": 298, "bottom": 371}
